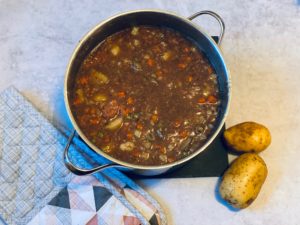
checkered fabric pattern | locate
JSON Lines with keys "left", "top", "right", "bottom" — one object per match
{"left": 0, "top": 87, "right": 167, "bottom": 225}
{"left": 0, "top": 87, "right": 73, "bottom": 225}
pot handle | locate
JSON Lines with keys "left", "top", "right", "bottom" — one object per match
{"left": 64, "top": 130, "right": 123, "bottom": 176}
{"left": 188, "top": 10, "right": 225, "bottom": 45}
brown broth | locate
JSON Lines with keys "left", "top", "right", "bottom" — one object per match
{"left": 71, "top": 26, "right": 220, "bottom": 165}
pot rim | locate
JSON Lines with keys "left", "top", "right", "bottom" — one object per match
{"left": 64, "top": 9, "right": 231, "bottom": 170}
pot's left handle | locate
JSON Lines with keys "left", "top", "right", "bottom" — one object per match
{"left": 64, "top": 130, "right": 122, "bottom": 176}
{"left": 188, "top": 10, "right": 225, "bottom": 45}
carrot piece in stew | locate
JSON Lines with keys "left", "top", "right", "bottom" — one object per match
{"left": 179, "top": 130, "right": 189, "bottom": 138}
{"left": 73, "top": 97, "right": 82, "bottom": 105}
{"left": 183, "top": 47, "right": 189, "bottom": 53}
{"left": 198, "top": 97, "right": 206, "bottom": 104}
{"left": 127, "top": 132, "right": 133, "bottom": 140}
{"left": 127, "top": 97, "right": 134, "bottom": 105}
{"left": 117, "top": 91, "right": 126, "bottom": 98}
{"left": 208, "top": 95, "right": 217, "bottom": 103}
{"left": 207, "top": 67, "right": 213, "bottom": 74}
{"left": 136, "top": 123, "right": 143, "bottom": 130}
{"left": 187, "top": 75, "right": 193, "bottom": 82}
{"left": 151, "top": 114, "right": 158, "bottom": 123}
{"left": 156, "top": 70, "right": 163, "bottom": 78}
{"left": 173, "top": 119, "right": 181, "bottom": 128}
{"left": 159, "top": 146, "right": 167, "bottom": 154}
{"left": 89, "top": 118, "right": 100, "bottom": 125}
{"left": 178, "top": 63, "right": 187, "bottom": 69}
{"left": 147, "top": 58, "right": 154, "bottom": 67}
{"left": 121, "top": 108, "right": 131, "bottom": 116}
{"left": 79, "top": 76, "right": 88, "bottom": 85}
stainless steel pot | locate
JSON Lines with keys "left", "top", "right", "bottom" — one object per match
{"left": 64, "top": 10, "right": 231, "bottom": 176}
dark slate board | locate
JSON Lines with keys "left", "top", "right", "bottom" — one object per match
{"left": 127, "top": 126, "right": 228, "bottom": 179}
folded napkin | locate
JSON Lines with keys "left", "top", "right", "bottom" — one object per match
{"left": 0, "top": 87, "right": 167, "bottom": 225}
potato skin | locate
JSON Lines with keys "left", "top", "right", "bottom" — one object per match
{"left": 224, "top": 122, "right": 271, "bottom": 153}
{"left": 219, "top": 153, "right": 268, "bottom": 209}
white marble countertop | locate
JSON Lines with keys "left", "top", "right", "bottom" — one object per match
{"left": 1, "top": 0, "right": 300, "bottom": 224}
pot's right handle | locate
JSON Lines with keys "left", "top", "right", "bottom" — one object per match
{"left": 188, "top": 10, "right": 225, "bottom": 45}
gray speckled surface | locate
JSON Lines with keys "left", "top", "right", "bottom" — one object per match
{"left": 1, "top": 0, "right": 300, "bottom": 224}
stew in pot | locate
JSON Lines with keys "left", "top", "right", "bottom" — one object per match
{"left": 70, "top": 26, "right": 220, "bottom": 165}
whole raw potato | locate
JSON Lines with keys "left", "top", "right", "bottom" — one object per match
{"left": 223, "top": 122, "right": 271, "bottom": 153}
{"left": 219, "top": 153, "right": 268, "bottom": 209}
